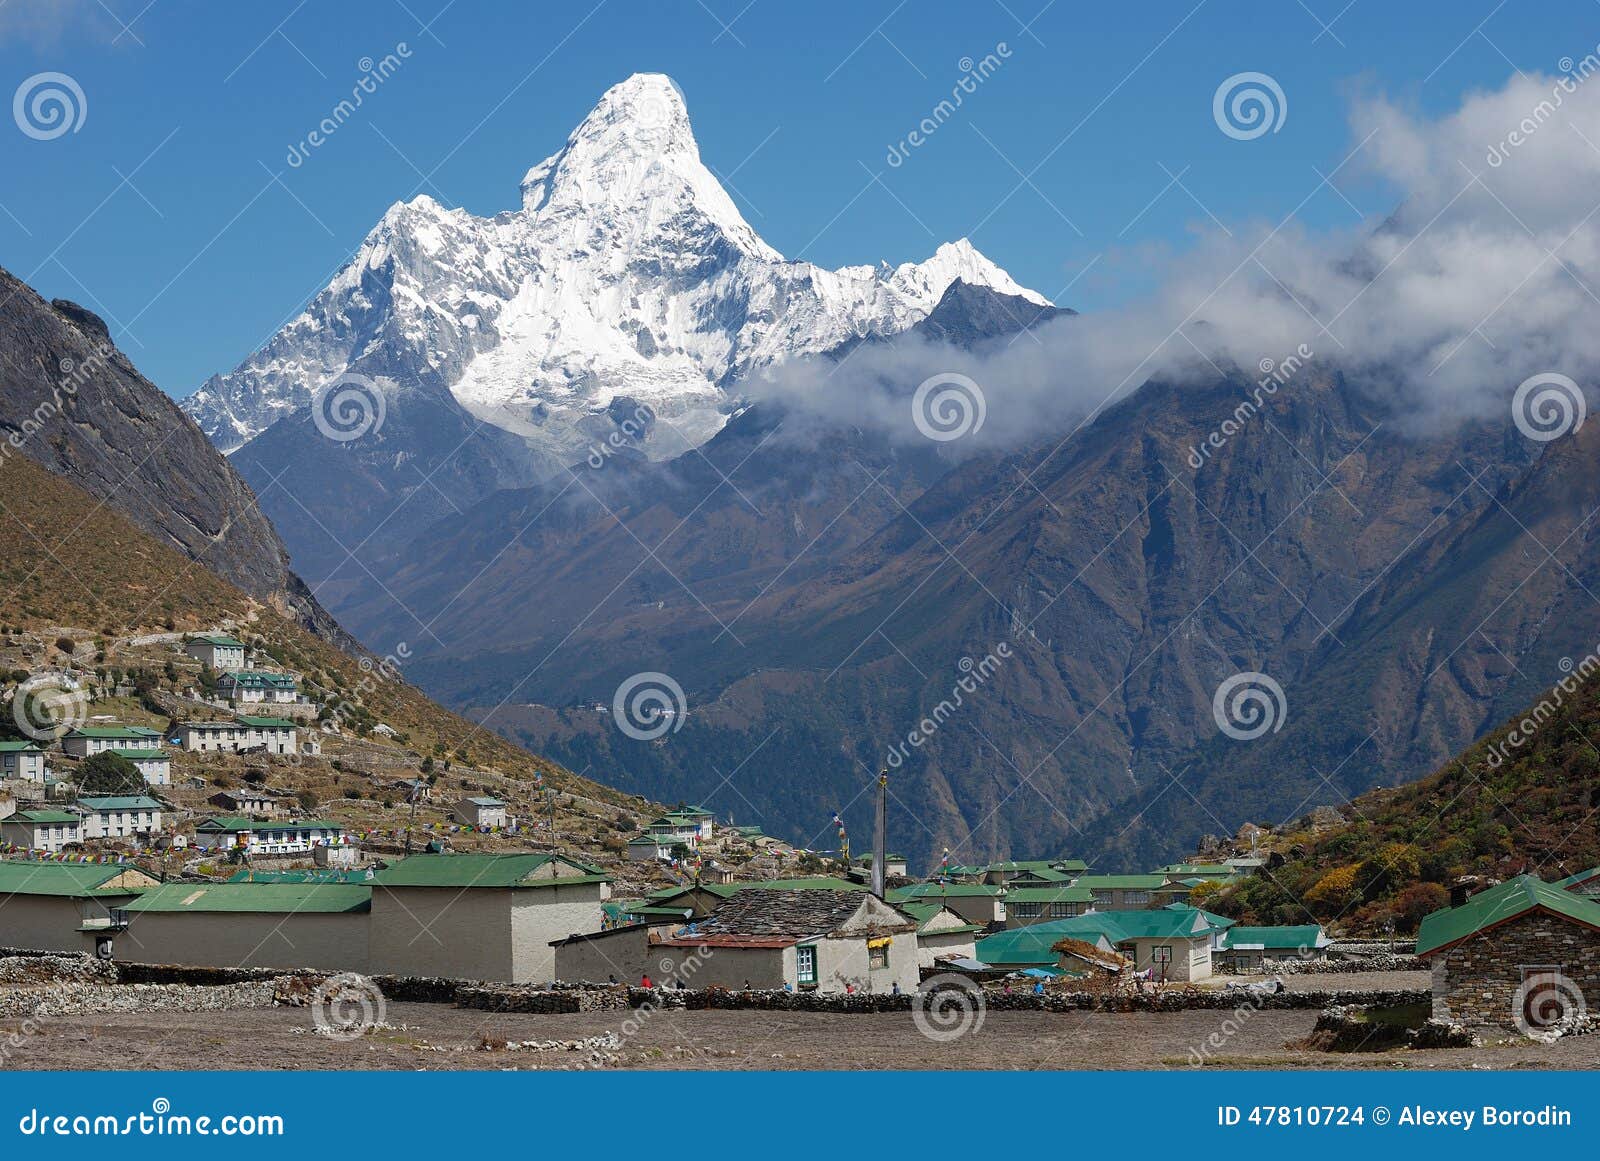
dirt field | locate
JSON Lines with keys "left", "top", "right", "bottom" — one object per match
{"left": 5, "top": 988, "right": 1597, "bottom": 1071}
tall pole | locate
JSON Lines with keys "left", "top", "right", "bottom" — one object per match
{"left": 871, "top": 767, "right": 887, "bottom": 898}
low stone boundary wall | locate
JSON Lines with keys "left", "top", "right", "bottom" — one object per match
{"left": 455, "top": 982, "right": 1430, "bottom": 1015}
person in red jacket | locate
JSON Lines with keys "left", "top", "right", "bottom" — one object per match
{"left": 640, "top": 973, "right": 653, "bottom": 988}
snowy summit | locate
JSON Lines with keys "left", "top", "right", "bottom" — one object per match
{"left": 184, "top": 73, "right": 1051, "bottom": 463}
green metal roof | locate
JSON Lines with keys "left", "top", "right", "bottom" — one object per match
{"left": 0, "top": 860, "right": 145, "bottom": 896}
{"left": 234, "top": 716, "right": 296, "bottom": 728}
{"left": 7, "top": 810, "right": 79, "bottom": 824}
{"left": 1556, "top": 866, "right": 1600, "bottom": 889}
{"left": 221, "top": 671, "right": 297, "bottom": 689}
{"left": 0, "top": 740, "right": 43, "bottom": 753}
{"left": 975, "top": 908, "right": 1221, "bottom": 966}
{"left": 371, "top": 852, "right": 607, "bottom": 889}
{"left": 1218, "top": 924, "right": 1326, "bottom": 951}
{"left": 1003, "top": 885, "right": 1095, "bottom": 903}
{"left": 889, "top": 882, "right": 1004, "bottom": 899}
{"left": 195, "top": 817, "right": 343, "bottom": 832}
{"left": 107, "top": 748, "right": 167, "bottom": 760}
{"left": 125, "top": 883, "right": 370, "bottom": 914}
{"left": 65, "top": 726, "right": 153, "bottom": 739}
{"left": 188, "top": 635, "right": 246, "bottom": 647}
{"left": 1416, "top": 875, "right": 1600, "bottom": 957}
{"left": 77, "top": 796, "right": 163, "bottom": 810}
{"left": 1158, "top": 864, "right": 1236, "bottom": 875}
{"left": 1076, "top": 874, "right": 1169, "bottom": 890}
{"left": 735, "top": 877, "right": 863, "bottom": 892}
{"left": 973, "top": 924, "right": 1084, "bottom": 966}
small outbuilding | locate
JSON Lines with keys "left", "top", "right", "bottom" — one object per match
{"left": 120, "top": 882, "right": 370, "bottom": 972}
{"left": 1417, "top": 874, "right": 1600, "bottom": 1034}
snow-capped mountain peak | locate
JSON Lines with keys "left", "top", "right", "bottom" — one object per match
{"left": 184, "top": 72, "right": 1050, "bottom": 462}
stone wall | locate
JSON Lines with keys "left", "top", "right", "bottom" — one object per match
{"left": 1430, "top": 911, "right": 1600, "bottom": 1030}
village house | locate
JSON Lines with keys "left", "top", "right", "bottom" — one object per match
{"left": 980, "top": 859, "right": 1074, "bottom": 887}
{"left": 666, "top": 804, "right": 714, "bottom": 840}
{"left": 453, "top": 796, "right": 508, "bottom": 829}
{"left": 0, "top": 809, "right": 82, "bottom": 852}
{"left": 1075, "top": 874, "right": 1169, "bottom": 910}
{"left": 551, "top": 923, "right": 651, "bottom": 983}
{"left": 622, "top": 883, "right": 738, "bottom": 928}
{"left": 643, "top": 812, "right": 706, "bottom": 846}
{"left": 1003, "top": 885, "right": 1096, "bottom": 927}
{"left": 889, "top": 882, "right": 1007, "bottom": 930}
{"left": 76, "top": 796, "right": 163, "bottom": 841}
{"left": 61, "top": 725, "right": 164, "bottom": 759}
{"left": 895, "top": 901, "right": 983, "bottom": 967}
{"left": 1417, "top": 874, "right": 1600, "bottom": 1034}
{"left": 120, "top": 882, "right": 370, "bottom": 973}
{"left": 368, "top": 852, "right": 611, "bottom": 983}
{"left": 208, "top": 788, "right": 284, "bottom": 818}
{"left": 0, "top": 861, "right": 156, "bottom": 954}
{"left": 178, "top": 716, "right": 297, "bottom": 755}
{"left": 109, "top": 748, "right": 170, "bottom": 786}
{"left": 0, "top": 740, "right": 46, "bottom": 782}
{"left": 977, "top": 907, "right": 1228, "bottom": 981}
{"left": 626, "top": 834, "right": 675, "bottom": 862}
{"left": 649, "top": 889, "right": 921, "bottom": 994}
{"left": 853, "top": 852, "right": 910, "bottom": 878}
{"left": 183, "top": 634, "right": 247, "bottom": 670}
{"left": 192, "top": 817, "right": 351, "bottom": 856}
{"left": 216, "top": 670, "right": 300, "bottom": 705}
{"left": 1215, "top": 924, "right": 1330, "bottom": 972}
{"left": 1557, "top": 866, "right": 1600, "bottom": 898}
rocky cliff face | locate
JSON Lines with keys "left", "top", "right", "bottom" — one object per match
{"left": 0, "top": 266, "right": 345, "bottom": 641}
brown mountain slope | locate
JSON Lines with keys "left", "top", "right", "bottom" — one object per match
{"left": 0, "top": 451, "right": 648, "bottom": 856}
{"left": 0, "top": 265, "right": 341, "bottom": 639}
{"left": 1208, "top": 638, "right": 1600, "bottom": 933}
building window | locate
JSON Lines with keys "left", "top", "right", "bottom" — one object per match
{"left": 1012, "top": 902, "right": 1042, "bottom": 918}
{"left": 868, "top": 941, "right": 890, "bottom": 970}
{"left": 1125, "top": 890, "right": 1150, "bottom": 905}
{"left": 1151, "top": 945, "right": 1172, "bottom": 964}
{"left": 1091, "top": 891, "right": 1111, "bottom": 905}
{"left": 1048, "top": 902, "right": 1077, "bottom": 918}
{"left": 797, "top": 945, "right": 818, "bottom": 986}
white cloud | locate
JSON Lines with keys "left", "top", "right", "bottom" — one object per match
{"left": 750, "top": 64, "right": 1600, "bottom": 450}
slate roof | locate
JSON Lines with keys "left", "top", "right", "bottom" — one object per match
{"left": 671, "top": 889, "right": 911, "bottom": 945}
{"left": 1415, "top": 875, "right": 1600, "bottom": 957}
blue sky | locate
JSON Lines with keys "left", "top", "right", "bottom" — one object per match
{"left": 0, "top": 0, "right": 1584, "bottom": 395}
